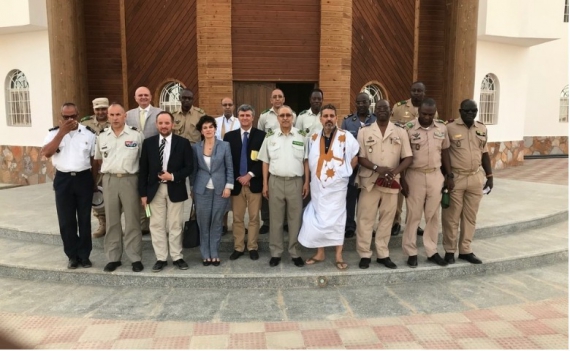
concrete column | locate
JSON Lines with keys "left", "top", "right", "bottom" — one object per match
{"left": 319, "top": 0, "right": 352, "bottom": 120}
{"left": 443, "top": 0, "right": 479, "bottom": 119}
{"left": 46, "top": 0, "right": 89, "bottom": 125}
{"left": 196, "top": 0, "right": 233, "bottom": 116}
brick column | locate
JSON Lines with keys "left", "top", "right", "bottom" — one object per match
{"left": 443, "top": 0, "right": 479, "bottom": 119}
{"left": 46, "top": 0, "right": 89, "bottom": 125}
{"left": 196, "top": 0, "right": 233, "bottom": 116}
{"left": 319, "top": 0, "right": 352, "bottom": 121}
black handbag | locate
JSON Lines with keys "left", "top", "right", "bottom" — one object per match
{"left": 183, "top": 203, "right": 200, "bottom": 248}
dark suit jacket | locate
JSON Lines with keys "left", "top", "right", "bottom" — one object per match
{"left": 223, "top": 128, "right": 266, "bottom": 195}
{"left": 139, "top": 134, "right": 193, "bottom": 203}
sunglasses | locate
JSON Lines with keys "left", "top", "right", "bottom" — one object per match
{"left": 461, "top": 109, "right": 478, "bottom": 113}
{"left": 61, "top": 114, "right": 78, "bottom": 120}
{"left": 278, "top": 113, "right": 293, "bottom": 118}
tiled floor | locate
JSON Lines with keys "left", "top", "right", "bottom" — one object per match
{"left": 0, "top": 297, "right": 567, "bottom": 349}
{"left": 494, "top": 158, "right": 568, "bottom": 185}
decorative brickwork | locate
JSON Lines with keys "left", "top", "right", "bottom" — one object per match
{"left": 523, "top": 136, "right": 568, "bottom": 156}
{"left": 487, "top": 141, "right": 524, "bottom": 170}
{"left": 0, "top": 145, "right": 54, "bottom": 185}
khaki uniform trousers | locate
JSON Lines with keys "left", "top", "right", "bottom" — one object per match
{"left": 149, "top": 183, "right": 184, "bottom": 261}
{"left": 442, "top": 171, "right": 485, "bottom": 254}
{"left": 356, "top": 186, "right": 398, "bottom": 259}
{"left": 393, "top": 192, "right": 405, "bottom": 225}
{"left": 268, "top": 175, "right": 302, "bottom": 258}
{"left": 402, "top": 170, "right": 444, "bottom": 257}
{"left": 92, "top": 173, "right": 105, "bottom": 218}
{"left": 232, "top": 186, "right": 262, "bottom": 252}
{"left": 102, "top": 174, "right": 142, "bottom": 262}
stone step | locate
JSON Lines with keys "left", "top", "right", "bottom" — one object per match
{"left": 0, "top": 221, "right": 566, "bottom": 289}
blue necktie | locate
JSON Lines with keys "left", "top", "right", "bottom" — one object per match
{"left": 240, "top": 132, "right": 249, "bottom": 176}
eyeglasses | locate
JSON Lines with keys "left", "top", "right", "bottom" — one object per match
{"left": 461, "top": 109, "right": 478, "bottom": 113}
{"left": 222, "top": 103, "right": 233, "bottom": 107}
{"left": 61, "top": 114, "right": 77, "bottom": 120}
{"left": 278, "top": 113, "right": 293, "bottom": 118}
{"left": 272, "top": 95, "right": 284, "bottom": 99}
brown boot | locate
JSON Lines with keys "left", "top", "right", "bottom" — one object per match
{"left": 92, "top": 216, "right": 106, "bottom": 238}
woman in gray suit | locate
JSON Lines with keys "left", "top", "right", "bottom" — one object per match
{"left": 192, "top": 116, "right": 234, "bottom": 266}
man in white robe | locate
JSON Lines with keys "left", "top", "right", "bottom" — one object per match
{"left": 298, "top": 104, "right": 360, "bottom": 270}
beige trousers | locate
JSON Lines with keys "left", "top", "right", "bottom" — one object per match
{"left": 268, "top": 175, "right": 302, "bottom": 258}
{"left": 149, "top": 183, "right": 184, "bottom": 261}
{"left": 232, "top": 186, "right": 262, "bottom": 252}
{"left": 356, "top": 186, "right": 397, "bottom": 259}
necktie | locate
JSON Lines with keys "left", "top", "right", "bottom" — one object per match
{"left": 139, "top": 109, "right": 146, "bottom": 130}
{"left": 240, "top": 132, "right": 249, "bottom": 176}
{"left": 159, "top": 138, "right": 166, "bottom": 170}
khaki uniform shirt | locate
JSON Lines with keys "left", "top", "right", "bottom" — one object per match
{"left": 257, "top": 127, "right": 308, "bottom": 177}
{"left": 405, "top": 118, "right": 450, "bottom": 170}
{"left": 172, "top": 106, "right": 205, "bottom": 144}
{"left": 295, "top": 109, "right": 321, "bottom": 134}
{"left": 446, "top": 119, "right": 489, "bottom": 172}
{"left": 258, "top": 108, "right": 297, "bottom": 133}
{"left": 391, "top": 98, "right": 439, "bottom": 124}
{"left": 95, "top": 125, "right": 143, "bottom": 174}
{"left": 357, "top": 122, "right": 412, "bottom": 192}
{"left": 80, "top": 115, "right": 110, "bottom": 135}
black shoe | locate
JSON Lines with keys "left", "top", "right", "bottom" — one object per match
{"left": 103, "top": 261, "right": 121, "bottom": 272}
{"left": 391, "top": 223, "right": 401, "bottom": 236}
{"left": 283, "top": 224, "right": 289, "bottom": 232}
{"left": 458, "top": 253, "right": 483, "bottom": 264}
{"left": 203, "top": 260, "right": 211, "bottom": 266}
{"left": 407, "top": 255, "right": 418, "bottom": 268}
{"left": 79, "top": 258, "right": 92, "bottom": 268}
{"left": 249, "top": 250, "right": 259, "bottom": 260}
{"left": 259, "top": 225, "right": 269, "bottom": 234}
{"left": 222, "top": 226, "right": 228, "bottom": 236}
{"left": 377, "top": 257, "right": 397, "bottom": 269}
{"left": 132, "top": 261, "right": 144, "bottom": 272}
{"left": 173, "top": 259, "right": 189, "bottom": 270}
{"left": 428, "top": 253, "right": 448, "bottom": 266}
{"left": 444, "top": 252, "right": 455, "bottom": 264}
{"left": 344, "top": 230, "right": 355, "bottom": 238}
{"left": 417, "top": 227, "right": 424, "bottom": 236}
{"left": 142, "top": 229, "right": 150, "bottom": 235}
{"left": 292, "top": 257, "right": 304, "bottom": 267}
{"left": 152, "top": 260, "right": 167, "bottom": 272}
{"left": 212, "top": 259, "right": 221, "bottom": 267}
{"left": 67, "top": 258, "right": 79, "bottom": 269}
{"left": 359, "top": 258, "right": 371, "bottom": 269}
{"left": 269, "top": 257, "right": 281, "bottom": 267}
{"left": 229, "top": 250, "right": 244, "bottom": 261}
{"left": 245, "top": 228, "right": 249, "bottom": 235}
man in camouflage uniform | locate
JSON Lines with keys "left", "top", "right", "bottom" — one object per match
{"left": 172, "top": 89, "right": 206, "bottom": 145}
{"left": 80, "top": 97, "right": 110, "bottom": 238}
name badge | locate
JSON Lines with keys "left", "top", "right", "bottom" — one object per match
{"left": 250, "top": 150, "right": 258, "bottom": 161}
{"left": 125, "top": 141, "right": 138, "bottom": 147}
{"left": 292, "top": 141, "right": 304, "bottom": 146}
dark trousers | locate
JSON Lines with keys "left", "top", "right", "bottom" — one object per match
{"left": 54, "top": 170, "right": 93, "bottom": 261}
{"left": 345, "top": 167, "right": 360, "bottom": 232}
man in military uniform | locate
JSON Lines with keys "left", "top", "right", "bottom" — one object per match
{"left": 442, "top": 99, "right": 493, "bottom": 265}
{"left": 340, "top": 92, "right": 376, "bottom": 238}
{"left": 400, "top": 98, "right": 452, "bottom": 268}
{"left": 257, "top": 89, "right": 296, "bottom": 234}
{"left": 391, "top": 82, "right": 439, "bottom": 237}
{"left": 95, "top": 103, "right": 145, "bottom": 273}
{"left": 258, "top": 106, "right": 309, "bottom": 268}
{"left": 80, "top": 97, "right": 110, "bottom": 238}
{"left": 41, "top": 102, "right": 98, "bottom": 269}
{"left": 172, "top": 88, "right": 206, "bottom": 144}
{"left": 356, "top": 100, "right": 412, "bottom": 269}
{"left": 295, "top": 89, "right": 323, "bottom": 135}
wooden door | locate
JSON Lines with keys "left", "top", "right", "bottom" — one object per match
{"left": 233, "top": 82, "right": 276, "bottom": 127}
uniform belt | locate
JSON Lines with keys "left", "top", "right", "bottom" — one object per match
{"left": 452, "top": 168, "right": 479, "bottom": 175}
{"left": 106, "top": 173, "right": 138, "bottom": 178}
{"left": 271, "top": 174, "right": 301, "bottom": 180}
{"left": 56, "top": 169, "right": 90, "bottom": 176}
{"left": 409, "top": 168, "right": 437, "bottom": 174}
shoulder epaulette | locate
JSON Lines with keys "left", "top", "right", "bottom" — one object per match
{"left": 80, "top": 116, "right": 91, "bottom": 122}
{"left": 344, "top": 114, "right": 351, "bottom": 119}
{"left": 103, "top": 127, "right": 109, "bottom": 132}
{"left": 299, "top": 109, "right": 308, "bottom": 115}
{"left": 298, "top": 129, "right": 307, "bottom": 137}
{"left": 194, "top": 106, "right": 205, "bottom": 114}
{"left": 265, "top": 129, "right": 274, "bottom": 138}
{"left": 476, "top": 120, "right": 485, "bottom": 125}
{"left": 130, "top": 126, "right": 138, "bottom": 131}
{"left": 405, "top": 121, "right": 414, "bottom": 130}
{"left": 394, "top": 122, "right": 405, "bottom": 128}
{"left": 397, "top": 100, "right": 407, "bottom": 106}
{"left": 261, "top": 109, "right": 270, "bottom": 114}
{"left": 85, "top": 126, "right": 96, "bottom": 134}
{"left": 49, "top": 126, "right": 59, "bottom": 131}
{"left": 435, "top": 119, "right": 445, "bottom": 124}
{"left": 444, "top": 119, "right": 454, "bottom": 125}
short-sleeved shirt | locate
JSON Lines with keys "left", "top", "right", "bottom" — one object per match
{"left": 446, "top": 118, "right": 489, "bottom": 172}
{"left": 172, "top": 106, "right": 206, "bottom": 144}
{"left": 43, "top": 125, "right": 96, "bottom": 172}
{"left": 95, "top": 125, "right": 143, "bottom": 174}
{"left": 357, "top": 122, "right": 412, "bottom": 192}
{"left": 295, "top": 109, "right": 321, "bottom": 134}
{"left": 257, "top": 108, "right": 297, "bottom": 133}
{"left": 405, "top": 118, "right": 450, "bottom": 170}
{"left": 391, "top": 98, "right": 439, "bottom": 124}
{"left": 80, "top": 115, "right": 110, "bottom": 135}
{"left": 257, "top": 127, "right": 308, "bottom": 177}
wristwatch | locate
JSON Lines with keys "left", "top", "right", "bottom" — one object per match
{"left": 372, "top": 164, "right": 378, "bottom": 172}
{"left": 446, "top": 173, "right": 455, "bottom": 179}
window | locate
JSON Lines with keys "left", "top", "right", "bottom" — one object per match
{"left": 479, "top": 74, "right": 499, "bottom": 125}
{"left": 361, "top": 83, "right": 384, "bottom": 114}
{"left": 159, "top": 81, "right": 184, "bottom": 112}
{"left": 5, "top": 70, "right": 31, "bottom": 126}
{"left": 560, "top": 85, "right": 569, "bottom": 122}
{"left": 565, "top": 0, "right": 569, "bottom": 22}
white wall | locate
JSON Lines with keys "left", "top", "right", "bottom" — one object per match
{"left": 0, "top": 0, "right": 47, "bottom": 33}
{"left": 0, "top": 30, "right": 52, "bottom": 147}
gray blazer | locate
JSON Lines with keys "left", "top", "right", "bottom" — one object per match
{"left": 126, "top": 105, "right": 162, "bottom": 139}
{"left": 191, "top": 139, "right": 234, "bottom": 196}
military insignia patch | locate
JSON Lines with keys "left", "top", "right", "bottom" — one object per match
{"left": 475, "top": 130, "right": 486, "bottom": 137}
{"left": 456, "top": 140, "right": 461, "bottom": 147}
{"left": 411, "top": 132, "right": 420, "bottom": 141}
{"left": 405, "top": 122, "right": 414, "bottom": 129}
{"left": 415, "top": 144, "right": 420, "bottom": 150}
{"left": 125, "top": 141, "right": 138, "bottom": 147}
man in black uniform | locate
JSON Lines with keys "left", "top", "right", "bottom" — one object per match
{"left": 41, "top": 102, "right": 98, "bottom": 269}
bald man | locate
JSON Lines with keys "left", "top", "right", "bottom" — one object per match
{"left": 126, "top": 86, "right": 162, "bottom": 139}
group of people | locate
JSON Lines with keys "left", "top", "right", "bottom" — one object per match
{"left": 42, "top": 81, "right": 493, "bottom": 273}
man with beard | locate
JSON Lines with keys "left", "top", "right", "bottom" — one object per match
{"left": 340, "top": 93, "right": 376, "bottom": 239}
{"left": 442, "top": 99, "right": 493, "bottom": 265}
{"left": 295, "top": 89, "right": 324, "bottom": 135}
{"left": 298, "top": 104, "right": 359, "bottom": 270}
{"left": 173, "top": 88, "right": 206, "bottom": 144}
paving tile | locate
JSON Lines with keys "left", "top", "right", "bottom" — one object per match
{"left": 511, "top": 319, "right": 558, "bottom": 335}
{"left": 298, "top": 320, "right": 335, "bottom": 330}
{"left": 495, "top": 336, "right": 540, "bottom": 349}
{"left": 152, "top": 336, "right": 192, "bottom": 349}
{"left": 228, "top": 332, "right": 267, "bottom": 349}
{"left": 302, "top": 329, "right": 343, "bottom": 347}
{"left": 429, "top": 312, "right": 471, "bottom": 324}
{"left": 541, "top": 317, "right": 569, "bottom": 335}
{"left": 112, "top": 338, "right": 154, "bottom": 349}
{"left": 381, "top": 341, "right": 424, "bottom": 349}
{"left": 41, "top": 326, "right": 87, "bottom": 345}
{"left": 333, "top": 319, "right": 369, "bottom": 328}
{"left": 400, "top": 314, "right": 434, "bottom": 325}
{"left": 265, "top": 321, "right": 299, "bottom": 332}
{"left": 528, "top": 334, "right": 569, "bottom": 349}
{"left": 36, "top": 342, "right": 75, "bottom": 349}
{"left": 118, "top": 321, "right": 157, "bottom": 339}
{"left": 7, "top": 327, "right": 51, "bottom": 348}
{"left": 71, "top": 341, "right": 115, "bottom": 349}
{"left": 337, "top": 326, "right": 379, "bottom": 346}
{"left": 407, "top": 323, "right": 453, "bottom": 341}
{"left": 265, "top": 331, "right": 305, "bottom": 349}
{"left": 189, "top": 334, "right": 229, "bottom": 349}
{"left": 229, "top": 322, "right": 265, "bottom": 334}
{"left": 463, "top": 309, "right": 502, "bottom": 322}
{"left": 78, "top": 323, "right": 126, "bottom": 342}
{"left": 154, "top": 321, "right": 194, "bottom": 337}
{"left": 491, "top": 305, "right": 537, "bottom": 321}
{"left": 522, "top": 304, "right": 568, "bottom": 319}
{"left": 443, "top": 322, "right": 488, "bottom": 339}
{"left": 456, "top": 337, "right": 502, "bottom": 349}
{"left": 420, "top": 339, "right": 462, "bottom": 349}
{"left": 372, "top": 325, "right": 416, "bottom": 343}
{"left": 193, "top": 322, "right": 230, "bottom": 336}
{"left": 474, "top": 320, "right": 524, "bottom": 338}
{"left": 366, "top": 317, "right": 404, "bottom": 326}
